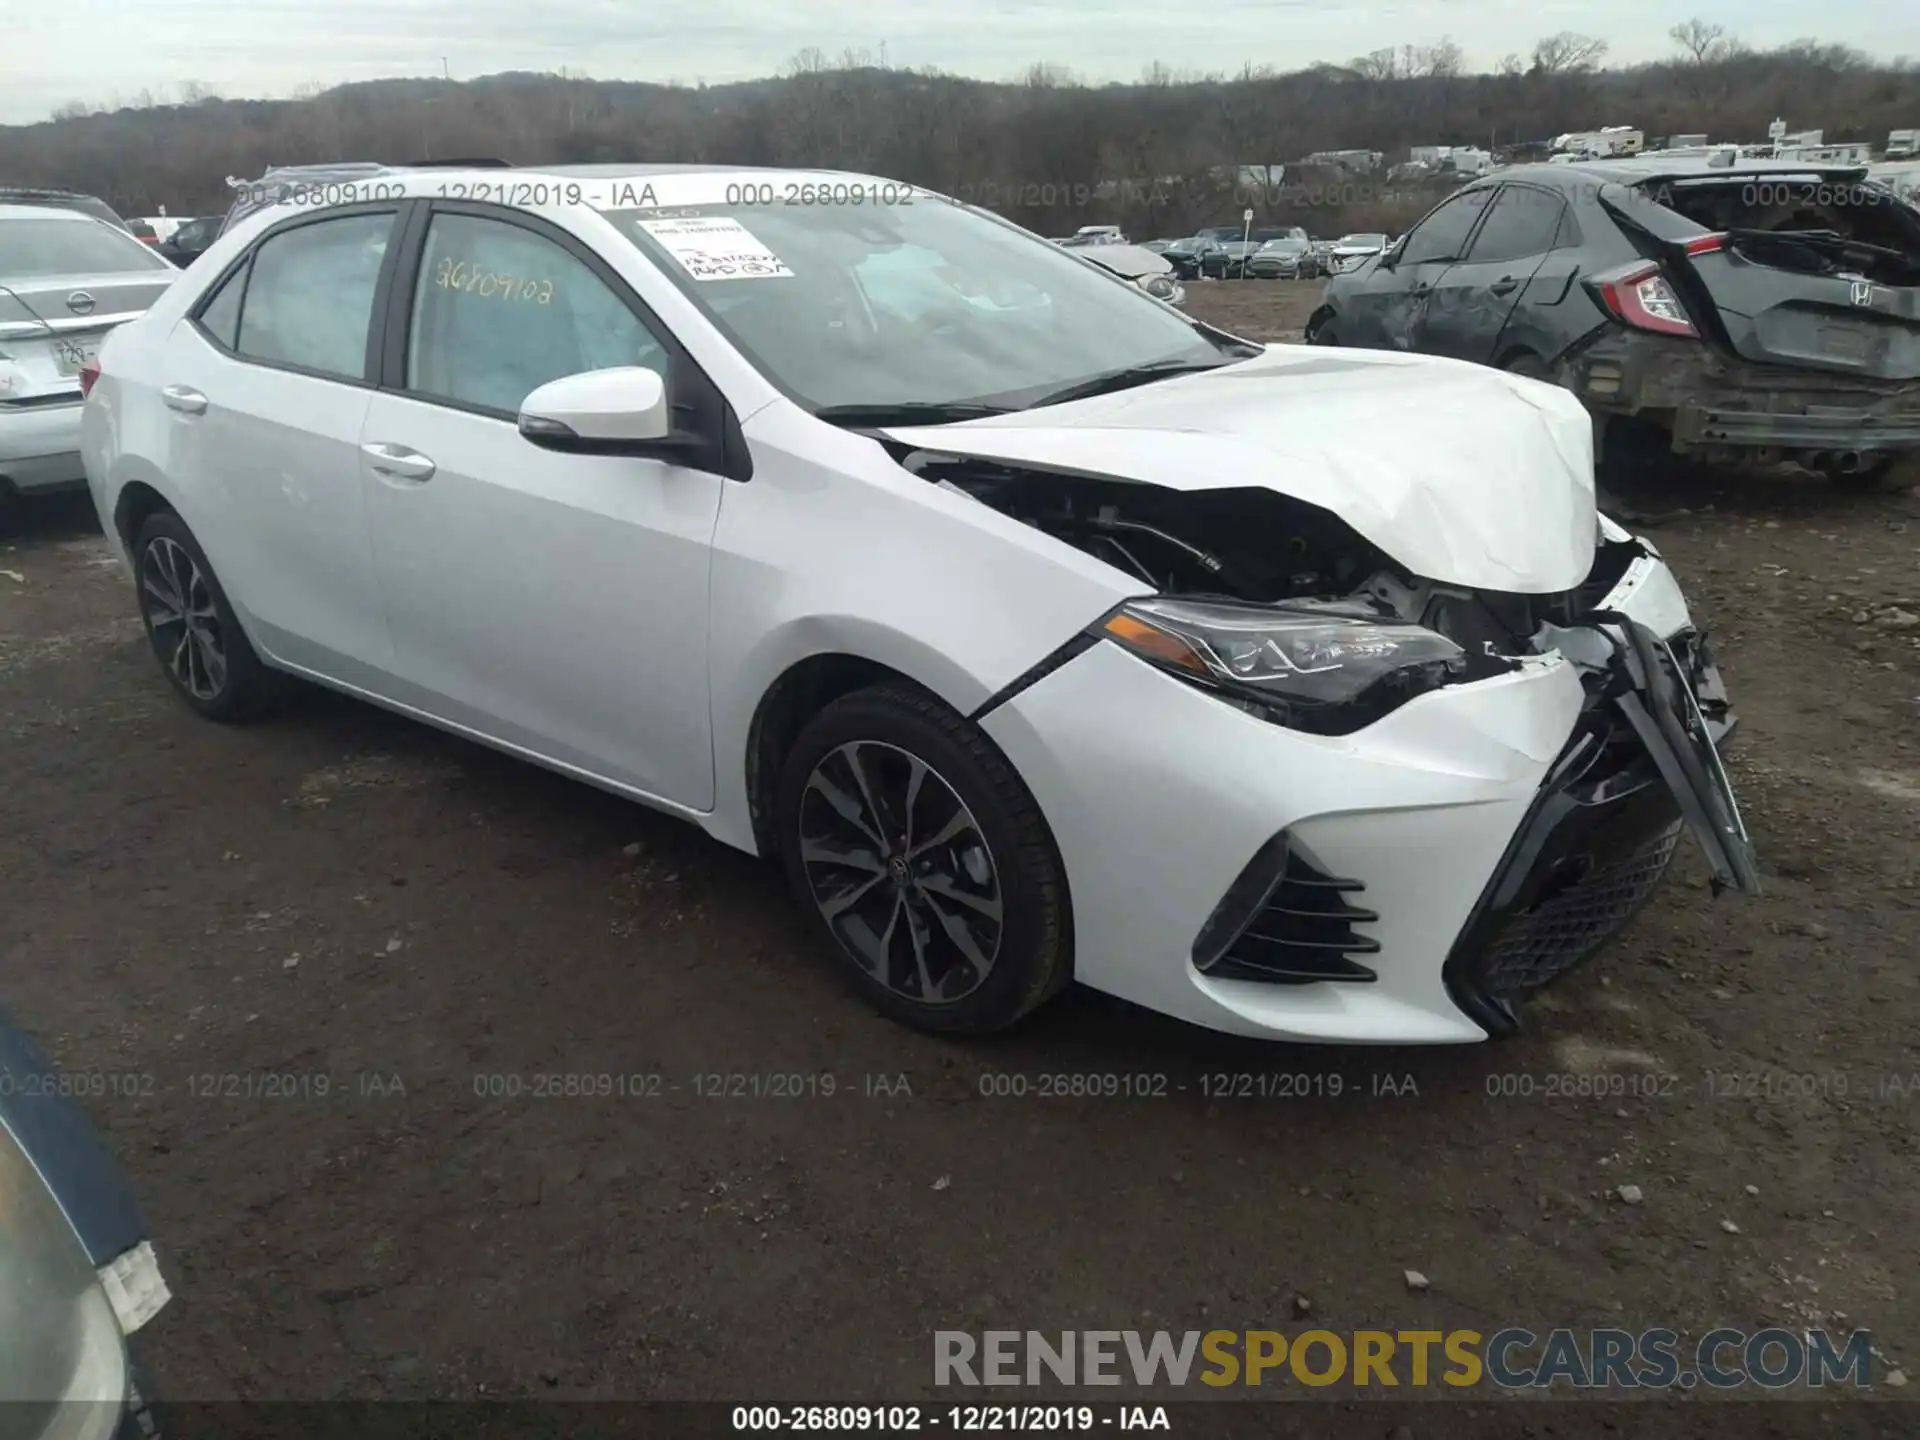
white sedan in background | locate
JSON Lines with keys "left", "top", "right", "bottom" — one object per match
{"left": 80, "top": 164, "right": 1757, "bottom": 1042}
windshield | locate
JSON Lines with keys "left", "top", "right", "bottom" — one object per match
{"left": 1337, "top": 234, "right": 1388, "bottom": 247}
{"left": 0, "top": 214, "right": 171, "bottom": 277}
{"left": 607, "top": 198, "right": 1230, "bottom": 412}
{"left": 1260, "top": 239, "right": 1308, "bottom": 253}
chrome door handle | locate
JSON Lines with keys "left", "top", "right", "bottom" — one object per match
{"left": 360, "top": 443, "right": 436, "bottom": 482}
{"left": 160, "top": 385, "right": 207, "bottom": 414}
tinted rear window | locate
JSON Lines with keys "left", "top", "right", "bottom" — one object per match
{"left": 0, "top": 215, "right": 171, "bottom": 277}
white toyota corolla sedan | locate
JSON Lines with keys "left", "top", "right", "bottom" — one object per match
{"left": 80, "top": 163, "right": 1759, "bottom": 1043}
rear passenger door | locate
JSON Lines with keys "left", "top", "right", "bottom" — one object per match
{"left": 1418, "top": 184, "right": 1567, "bottom": 364}
{"left": 159, "top": 206, "right": 401, "bottom": 681}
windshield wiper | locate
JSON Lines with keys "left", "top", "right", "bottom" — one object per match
{"left": 1028, "top": 357, "right": 1232, "bottom": 410}
{"left": 813, "top": 401, "right": 1015, "bottom": 428}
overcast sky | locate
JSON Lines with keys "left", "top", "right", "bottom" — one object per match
{"left": 6, "top": 0, "right": 1913, "bottom": 125}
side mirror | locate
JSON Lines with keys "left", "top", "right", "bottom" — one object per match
{"left": 519, "top": 367, "right": 678, "bottom": 453}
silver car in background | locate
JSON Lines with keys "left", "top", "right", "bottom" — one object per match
{"left": 0, "top": 205, "right": 176, "bottom": 502}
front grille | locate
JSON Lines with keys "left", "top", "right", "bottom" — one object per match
{"left": 1209, "top": 849, "right": 1379, "bottom": 985}
{"left": 1443, "top": 697, "right": 1687, "bottom": 1034}
{"left": 1471, "top": 821, "right": 1682, "bottom": 1001}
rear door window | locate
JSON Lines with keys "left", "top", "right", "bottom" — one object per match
{"left": 1464, "top": 186, "right": 1567, "bottom": 264}
{"left": 232, "top": 212, "right": 394, "bottom": 381}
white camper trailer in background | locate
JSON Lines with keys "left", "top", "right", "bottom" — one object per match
{"left": 1551, "top": 126, "right": 1644, "bottom": 159}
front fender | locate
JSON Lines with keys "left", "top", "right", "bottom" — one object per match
{"left": 702, "top": 405, "right": 1135, "bottom": 854}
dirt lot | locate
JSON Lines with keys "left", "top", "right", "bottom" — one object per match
{"left": 2, "top": 279, "right": 1916, "bottom": 1433}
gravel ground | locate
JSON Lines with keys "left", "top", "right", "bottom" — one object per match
{"left": 2, "top": 281, "right": 1915, "bottom": 1434}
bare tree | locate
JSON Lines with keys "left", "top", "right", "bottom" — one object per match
{"left": 1423, "top": 39, "right": 1465, "bottom": 79}
{"left": 1669, "top": 19, "right": 1732, "bottom": 65}
{"left": 10, "top": 40, "right": 1920, "bottom": 225}
{"left": 48, "top": 100, "right": 94, "bottom": 120}
{"left": 1023, "top": 62, "right": 1077, "bottom": 88}
{"left": 1351, "top": 49, "right": 1399, "bottom": 82}
{"left": 1530, "top": 32, "right": 1609, "bottom": 75}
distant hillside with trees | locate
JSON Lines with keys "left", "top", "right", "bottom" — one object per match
{"left": 4, "top": 24, "right": 1916, "bottom": 237}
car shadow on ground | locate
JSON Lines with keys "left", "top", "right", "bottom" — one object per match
{"left": 1601, "top": 456, "right": 1915, "bottom": 528}
{"left": 0, "top": 490, "right": 102, "bottom": 544}
{"left": 254, "top": 673, "right": 1490, "bottom": 1110}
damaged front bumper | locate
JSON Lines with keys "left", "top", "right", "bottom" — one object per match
{"left": 977, "top": 543, "right": 1759, "bottom": 1044}
{"left": 1443, "top": 616, "right": 1760, "bottom": 1035}
{"left": 1567, "top": 328, "right": 1920, "bottom": 458}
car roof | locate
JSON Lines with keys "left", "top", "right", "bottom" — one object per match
{"left": 1497, "top": 156, "right": 1870, "bottom": 188}
{"left": 219, "top": 160, "right": 931, "bottom": 233}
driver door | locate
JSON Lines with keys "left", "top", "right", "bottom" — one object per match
{"left": 1347, "top": 189, "right": 1496, "bottom": 351}
{"left": 359, "top": 205, "right": 727, "bottom": 809}
{"left": 1418, "top": 184, "right": 1567, "bottom": 364}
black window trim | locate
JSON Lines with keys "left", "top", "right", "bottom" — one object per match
{"left": 1462, "top": 181, "right": 1568, "bottom": 266}
{"left": 1399, "top": 183, "right": 1500, "bottom": 267}
{"left": 375, "top": 198, "right": 749, "bottom": 482}
{"left": 183, "top": 201, "right": 408, "bottom": 390}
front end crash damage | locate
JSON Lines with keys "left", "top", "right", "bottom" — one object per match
{"left": 909, "top": 453, "right": 1761, "bottom": 1029}
{"left": 1565, "top": 327, "right": 1920, "bottom": 468}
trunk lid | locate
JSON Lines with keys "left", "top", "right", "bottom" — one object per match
{"left": 1605, "top": 171, "right": 1920, "bottom": 381}
{"left": 0, "top": 274, "right": 175, "bottom": 400}
{"left": 882, "top": 345, "right": 1599, "bottom": 594}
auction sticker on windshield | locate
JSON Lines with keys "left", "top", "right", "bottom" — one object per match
{"left": 637, "top": 217, "right": 793, "bottom": 281}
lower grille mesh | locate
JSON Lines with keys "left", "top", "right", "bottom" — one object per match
{"left": 1475, "top": 821, "right": 1683, "bottom": 1000}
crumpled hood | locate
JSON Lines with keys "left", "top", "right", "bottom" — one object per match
{"left": 882, "top": 345, "right": 1598, "bottom": 593}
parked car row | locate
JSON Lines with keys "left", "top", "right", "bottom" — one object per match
{"left": 1161, "top": 227, "right": 1334, "bottom": 280}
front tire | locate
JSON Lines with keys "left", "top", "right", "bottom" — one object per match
{"left": 773, "top": 683, "right": 1073, "bottom": 1034}
{"left": 132, "top": 510, "right": 283, "bottom": 721}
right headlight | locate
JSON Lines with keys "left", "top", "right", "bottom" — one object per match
{"left": 0, "top": 1123, "right": 130, "bottom": 1440}
{"left": 1092, "top": 596, "right": 1472, "bottom": 734}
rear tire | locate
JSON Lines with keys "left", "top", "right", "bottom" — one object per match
{"left": 132, "top": 510, "right": 285, "bottom": 722}
{"left": 773, "top": 682, "right": 1073, "bottom": 1034}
